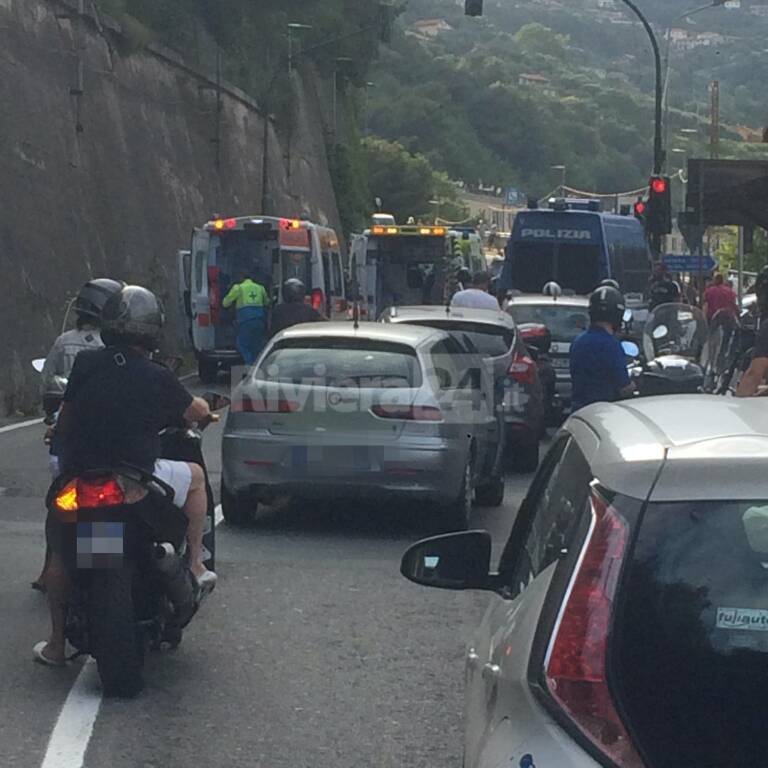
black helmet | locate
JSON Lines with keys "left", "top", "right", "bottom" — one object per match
{"left": 101, "top": 285, "right": 165, "bottom": 349}
{"left": 755, "top": 266, "right": 768, "bottom": 316}
{"left": 597, "top": 278, "right": 620, "bottom": 291}
{"left": 283, "top": 278, "right": 306, "bottom": 304}
{"left": 74, "top": 278, "right": 124, "bottom": 323}
{"left": 589, "top": 285, "right": 626, "bottom": 330}
{"left": 457, "top": 267, "right": 472, "bottom": 285}
{"left": 542, "top": 281, "right": 563, "bottom": 298}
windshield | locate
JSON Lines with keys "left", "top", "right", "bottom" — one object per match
{"left": 642, "top": 303, "right": 707, "bottom": 361}
{"left": 614, "top": 499, "right": 768, "bottom": 766}
{"left": 510, "top": 242, "right": 601, "bottom": 294}
{"left": 507, "top": 304, "right": 589, "bottom": 343}
{"left": 407, "top": 321, "right": 514, "bottom": 358}
{"left": 255, "top": 339, "right": 422, "bottom": 389}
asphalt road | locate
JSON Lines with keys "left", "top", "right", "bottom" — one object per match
{"left": 0, "top": 378, "right": 537, "bottom": 768}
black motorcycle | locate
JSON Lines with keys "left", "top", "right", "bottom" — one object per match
{"left": 519, "top": 322, "right": 563, "bottom": 426}
{"left": 45, "top": 392, "right": 223, "bottom": 698}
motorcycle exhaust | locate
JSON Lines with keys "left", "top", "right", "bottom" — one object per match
{"left": 153, "top": 543, "right": 197, "bottom": 628}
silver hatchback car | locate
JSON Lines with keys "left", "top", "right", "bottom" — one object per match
{"left": 221, "top": 322, "right": 505, "bottom": 529}
{"left": 402, "top": 396, "right": 768, "bottom": 767}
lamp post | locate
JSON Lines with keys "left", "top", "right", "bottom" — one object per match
{"left": 551, "top": 164, "right": 566, "bottom": 196}
{"left": 287, "top": 23, "right": 313, "bottom": 75}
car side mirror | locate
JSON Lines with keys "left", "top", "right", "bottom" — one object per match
{"left": 400, "top": 531, "right": 494, "bottom": 591}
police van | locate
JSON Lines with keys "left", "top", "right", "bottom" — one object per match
{"left": 179, "top": 215, "right": 345, "bottom": 381}
{"left": 349, "top": 223, "right": 452, "bottom": 319}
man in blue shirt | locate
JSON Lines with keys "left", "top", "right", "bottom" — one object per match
{"left": 570, "top": 286, "right": 636, "bottom": 411}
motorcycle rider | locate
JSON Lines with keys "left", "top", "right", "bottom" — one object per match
{"left": 33, "top": 278, "right": 124, "bottom": 592}
{"left": 269, "top": 279, "right": 325, "bottom": 338}
{"left": 570, "top": 285, "right": 636, "bottom": 411}
{"left": 35, "top": 286, "right": 216, "bottom": 667}
{"left": 737, "top": 266, "right": 768, "bottom": 397}
{"left": 648, "top": 263, "right": 681, "bottom": 310}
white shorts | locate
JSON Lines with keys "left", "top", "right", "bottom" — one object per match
{"left": 154, "top": 459, "right": 193, "bottom": 509}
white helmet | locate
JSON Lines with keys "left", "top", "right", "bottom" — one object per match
{"left": 543, "top": 281, "right": 563, "bottom": 298}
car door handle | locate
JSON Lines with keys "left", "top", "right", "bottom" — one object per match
{"left": 467, "top": 649, "right": 481, "bottom": 669}
{"left": 482, "top": 663, "right": 500, "bottom": 682}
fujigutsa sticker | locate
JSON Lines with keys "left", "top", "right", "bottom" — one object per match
{"left": 716, "top": 607, "right": 768, "bottom": 631}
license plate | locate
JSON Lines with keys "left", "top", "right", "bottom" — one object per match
{"left": 76, "top": 522, "right": 124, "bottom": 569}
{"left": 551, "top": 357, "right": 569, "bottom": 369}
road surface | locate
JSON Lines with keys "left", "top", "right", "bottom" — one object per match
{"left": 0, "top": 378, "right": 537, "bottom": 768}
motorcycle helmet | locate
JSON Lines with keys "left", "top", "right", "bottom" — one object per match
{"left": 542, "top": 281, "right": 563, "bottom": 298}
{"left": 101, "top": 285, "right": 165, "bottom": 350}
{"left": 597, "top": 278, "right": 620, "bottom": 291}
{"left": 74, "top": 278, "right": 125, "bottom": 324}
{"left": 283, "top": 278, "right": 306, "bottom": 304}
{"left": 456, "top": 267, "right": 472, "bottom": 286}
{"left": 755, "top": 266, "right": 768, "bottom": 317}
{"left": 589, "top": 285, "right": 626, "bottom": 330}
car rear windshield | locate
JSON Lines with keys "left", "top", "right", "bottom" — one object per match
{"left": 510, "top": 242, "right": 601, "bottom": 295}
{"left": 255, "top": 339, "right": 422, "bottom": 388}
{"left": 613, "top": 499, "right": 768, "bottom": 766}
{"left": 506, "top": 304, "right": 589, "bottom": 343}
{"left": 408, "top": 321, "right": 514, "bottom": 358}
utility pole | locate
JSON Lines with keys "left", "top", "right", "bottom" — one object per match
{"left": 710, "top": 80, "right": 720, "bottom": 159}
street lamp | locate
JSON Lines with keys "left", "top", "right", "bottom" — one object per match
{"left": 287, "top": 23, "right": 312, "bottom": 75}
{"left": 551, "top": 165, "right": 566, "bottom": 196}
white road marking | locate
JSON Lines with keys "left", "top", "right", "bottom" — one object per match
{"left": 40, "top": 660, "right": 101, "bottom": 768}
{"left": 39, "top": 498, "right": 224, "bottom": 767}
{"left": 0, "top": 417, "right": 43, "bottom": 434}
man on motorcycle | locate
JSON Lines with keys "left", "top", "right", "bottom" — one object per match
{"left": 268, "top": 279, "right": 325, "bottom": 338}
{"left": 737, "top": 267, "right": 768, "bottom": 397}
{"left": 34, "top": 279, "right": 124, "bottom": 592}
{"left": 35, "top": 286, "right": 216, "bottom": 666}
{"left": 570, "top": 285, "right": 636, "bottom": 411}
{"left": 648, "top": 263, "right": 681, "bottom": 310}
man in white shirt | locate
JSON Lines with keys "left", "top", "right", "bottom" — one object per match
{"left": 451, "top": 272, "right": 500, "bottom": 311}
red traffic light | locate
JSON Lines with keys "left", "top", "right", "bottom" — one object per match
{"left": 651, "top": 177, "right": 667, "bottom": 195}
{"left": 633, "top": 200, "right": 646, "bottom": 217}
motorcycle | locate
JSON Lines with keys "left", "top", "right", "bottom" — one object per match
{"left": 518, "top": 322, "right": 564, "bottom": 426}
{"left": 35, "top": 356, "right": 222, "bottom": 697}
{"left": 628, "top": 303, "right": 707, "bottom": 396}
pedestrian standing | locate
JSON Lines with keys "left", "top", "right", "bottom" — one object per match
{"left": 222, "top": 270, "right": 271, "bottom": 365}
{"left": 703, "top": 273, "right": 738, "bottom": 322}
{"left": 451, "top": 272, "right": 500, "bottom": 310}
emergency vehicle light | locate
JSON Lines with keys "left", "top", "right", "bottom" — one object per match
{"left": 280, "top": 218, "right": 302, "bottom": 231}
{"left": 211, "top": 218, "right": 237, "bottom": 231}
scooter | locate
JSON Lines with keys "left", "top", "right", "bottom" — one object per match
{"left": 518, "top": 323, "right": 564, "bottom": 426}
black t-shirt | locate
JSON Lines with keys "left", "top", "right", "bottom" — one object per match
{"left": 61, "top": 347, "right": 193, "bottom": 474}
{"left": 649, "top": 278, "right": 681, "bottom": 310}
{"left": 753, "top": 322, "right": 768, "bottom": 359}
{"left": 269, "top": 303, "right": 323, "bottom": 338}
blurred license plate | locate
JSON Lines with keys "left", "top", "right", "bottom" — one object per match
{"left": 551, "top": 358, "right": 569, "bottom": 369}
{"left": 76, "top": 522, "right": 124, "bottom": 568}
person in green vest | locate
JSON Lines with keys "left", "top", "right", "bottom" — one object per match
{"left": 222, "top": 269, "right": 271, "bottom": 365}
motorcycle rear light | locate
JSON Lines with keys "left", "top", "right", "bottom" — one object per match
{"left": 508, "top": 351, "right": 537, "bottom": 385}
{"left": 232, "top": 395, "right": 299, "bottom": 413}
{"left": 545, "top": 489, "right": 643, "bottom": 767}
{"left": 197, "top": 313, "right": 210, "bottom": 327}
{"left": 311, "top": 288, "right": 325, "bottom": 312}
{"left": 55, "top": 477, "right": 125, "bottom": 516}
{"left": 371, "top": 404, "right": 443, "bottom": 422}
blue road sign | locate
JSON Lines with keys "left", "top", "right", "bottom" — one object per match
{"left": 663, "top": 253, "right": 718, "bottom": 273}
{"left": 506, "top": 187, "right": 523, "bottom": 205}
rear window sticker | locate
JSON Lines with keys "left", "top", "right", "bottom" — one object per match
{"left": 716, "top": 607, "right": 768, "bottom": 631}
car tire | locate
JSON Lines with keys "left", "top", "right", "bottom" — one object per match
{"left": 220, "top": 480, "right": 256, "bottom": 526}
{"left": 475, "top": 475, "right": 505, "bottom": 507}
{"left": 444, "top": 457, "right": 473, "bottom": 531}
{"left": 198, "top": 359, "right": 218, "bottom": 384}
{"left": 511, "top": 440, "right": 540, "bottom": 473}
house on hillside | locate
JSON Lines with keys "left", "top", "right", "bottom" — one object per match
{"left": 409, "top": 19, "right": 452, "bottom": 38}
{"left": 518, "top": 73, "right": 556, "bottom": 96}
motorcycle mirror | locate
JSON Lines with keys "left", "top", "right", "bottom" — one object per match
{"left": 31, "top": 358, "right": 45, "bottom": 373}
{"left": 652, "top": 325, "right": 669, "bottom": 340}
{"left": 623, "top": 308, "right": 633, "bottom": 324}
{"left": 621, "top": 340, "right": 640, "bottom": 358}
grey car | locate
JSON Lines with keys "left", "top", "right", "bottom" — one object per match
{"left": 382, "top": 305, "right": 545, "bottom": 472}
{"left": 505, "top": 294, "right": 591, "bottom": 411}
{"left": 221, "top": 322, "right": 505, "bottom": 529}
{"left": 402, "top": 395, "right": 768, "bottom": 767}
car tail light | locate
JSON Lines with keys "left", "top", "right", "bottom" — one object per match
{"left": 544, "top": 489, "right": 643, "bottom": 767}
{"left": 508, "top": 351, "right": 537, "bottom": 385}
{"left": 371, "top": 404, "right": 443, "bottom": 421}
{"left": 310, "top": 288, "right": 325, "bottom": 312}
{"left": 231, "top": 395, "right": 299, "bottom": 413}
{"left": 208, "top": 266, "right": 221, "bottom": 326}
{"left": 55, "top": 477, "right": 125, "bottom": 518}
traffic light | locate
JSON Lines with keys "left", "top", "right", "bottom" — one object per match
{"left": 633, "top": 198, "right": 647, "bottom": 220}
{"left": 465, "top": 0, "right": 483, "bottom": 16}
{"left": 646, "top": 175, "right": 672, "bottom": 235}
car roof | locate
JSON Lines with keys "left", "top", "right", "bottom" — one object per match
{"left": 385, "top": 305, "right": 515, "bottom": 328}
{"left": 507, "top": 294, "right": 590, "bottom": 308}
{"left": 271, "top": 320, "right": 444, "bottom": 347}
{"left": 569, "top": 396, "right": 768, "bottom": 502}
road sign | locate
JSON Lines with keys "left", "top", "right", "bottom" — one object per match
{"left": 663, "top": 253, "right": 719, "bottom": 272}
{"left": 506, "top": 187, "right": 523, "bottom": 205}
